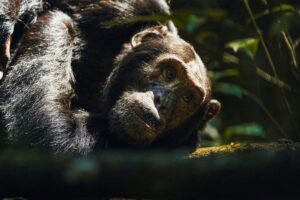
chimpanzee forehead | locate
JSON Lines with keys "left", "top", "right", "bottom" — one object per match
{"left": 161, "top": 36, "right": 209, "bottom": 95}
{"left": 167, "top": 38, "right": 206, "bottom": 80}
{"left": 166, "top": 36, "right": 197, "bottom": 63}
{"left": 186, "top": 53, "right": 208, "bottom": 89}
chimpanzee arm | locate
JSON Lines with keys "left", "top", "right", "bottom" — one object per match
{"left": 0, "top": 11, "right": 97, "bottom": 154}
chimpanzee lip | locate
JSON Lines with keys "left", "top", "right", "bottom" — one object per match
{"left": 133, "top": 110, "right": 157, "bottom": 131}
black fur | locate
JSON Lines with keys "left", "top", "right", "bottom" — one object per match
{"left": 0, "top": 0, "right": 44, "bottom": 69}
{"left": 0, "top": 0, "right": 79, "bottom": 70}
{"left": 0, "top": 0, "right": 216, "bottom": 154}
{"left": 0, "top": 10, "right": 97, "bottom": 154}
{"left": 0, "top": 0, "right": 43, "bottom": 41}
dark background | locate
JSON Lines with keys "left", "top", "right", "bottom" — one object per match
{"left": 170, "top": 0, "right": 300, "bottom": 146}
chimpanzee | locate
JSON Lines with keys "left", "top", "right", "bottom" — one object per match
{"left": 0, "top": 0, "right": 221, "bottom": 154}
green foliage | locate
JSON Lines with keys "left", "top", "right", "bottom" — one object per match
{"left": 215, "top": 83, "right": 243, "bottom": 99}
{"left": 170, "top": 0, "right": 300, "bottom": 145}
{"left": 186, "top": 15, "right": 205, "bottom": 33}
{"left": 249, "top": 4, "right": 296, "bottom": 23}
{"left": 224, "top": 123, "right": 267, "bottom": 140}
{"left": 226, "top": 38, "right": 259, "bottom": 59}
{"left": 209, "top": 69, "right": 240, "bottom": 81}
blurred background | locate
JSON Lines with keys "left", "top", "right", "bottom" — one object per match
{"left": 169, "top": 0, "right": 300, "bottom": 146}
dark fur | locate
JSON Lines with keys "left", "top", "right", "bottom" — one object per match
{"left": 0, "top": 10, "right": 97, "bottom": 154}
{"left": 0, "top": 0, "right": 77, "bottom": 70}
{"left": 0, "top": 0, "right": 43, "bottom": 42}
{"left": 0, "top": 0, "right": 43, "bottom": 69}
{"left": 0, "top": 0, "right": 219, "bottom": 154}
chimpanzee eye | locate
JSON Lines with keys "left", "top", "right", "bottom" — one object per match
{"left": 163, "top": 67, "right": 176, "bottom": 81}
{"left": 182, "top": 92, "right": 194, "bottom": 103}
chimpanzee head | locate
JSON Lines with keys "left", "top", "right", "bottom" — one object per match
{"left": 102, "top": 25, "right": 220, "bottom": 147}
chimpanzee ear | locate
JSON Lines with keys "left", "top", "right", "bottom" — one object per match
{"left": 204, "top": 99, "right": 221, "bottom": 121}
{"left": 131, "top": 25, "right": 168, "bottom": 47}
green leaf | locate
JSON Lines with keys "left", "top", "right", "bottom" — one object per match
{"left": 269, "top": 13, "right": 294, "bottom": 35}
{"left": 224, "top": 123, "right": 267, "bottom": 139}
{"left": 226, "top": 38, "right": 259, "bottom": 59}
{"left": 209, "top": 69, "right": 240, "bottom": 81}
{"left": 247, "top": 4, "right": 295, "bottom": 23}
{"left": 214, "top": 83, "right": 243, "bottom": 98}
{"left": 186, "top": 15, "right": 205, "bottom": 33}
{"left": 260, "top": 0, "right": 268, "bottom": 6}
{"left": 222, "top": 53, "right": 240, "bottom": 64}
{"left": 272, "top": 4, "right": 295, "bottom": 12}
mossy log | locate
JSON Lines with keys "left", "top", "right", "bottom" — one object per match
{"left": 0, "top": 142, "right": 300, "bottom": 199}
{"left": 190, "top": 141, "right": 300, "bottom": 157}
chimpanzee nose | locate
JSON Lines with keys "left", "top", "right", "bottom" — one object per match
{"left": 154, "top": 90, "right": 172, "bottom": 119}
{"left": 154, "top": 94, "right": 161, "bottom": 108}
{"left": 154, "top": 91, "right": 167, "bottom": 111}
{"left": 151, "top": 84, "right": 172, "bottom": 120}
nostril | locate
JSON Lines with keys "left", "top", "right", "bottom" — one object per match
{"left": 154, "top": 95, "right": 161, "bottom": 107}
{"left": 143, "top": 112, "right": 161, "bottom": 128}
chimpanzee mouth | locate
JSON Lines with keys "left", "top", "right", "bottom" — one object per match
{"left": 134, "top": 110, "right": 160, "bottom": 131}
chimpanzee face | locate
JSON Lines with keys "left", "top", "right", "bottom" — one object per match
{"left": 104, "top": 26, "right": 220, "bottom": 146}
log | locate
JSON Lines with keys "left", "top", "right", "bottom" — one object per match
{"left": 0, "top": 142, "right": 300, "bottom": 199}
{"left": 190, "top": 141, "right": 300, "bottom": 157}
